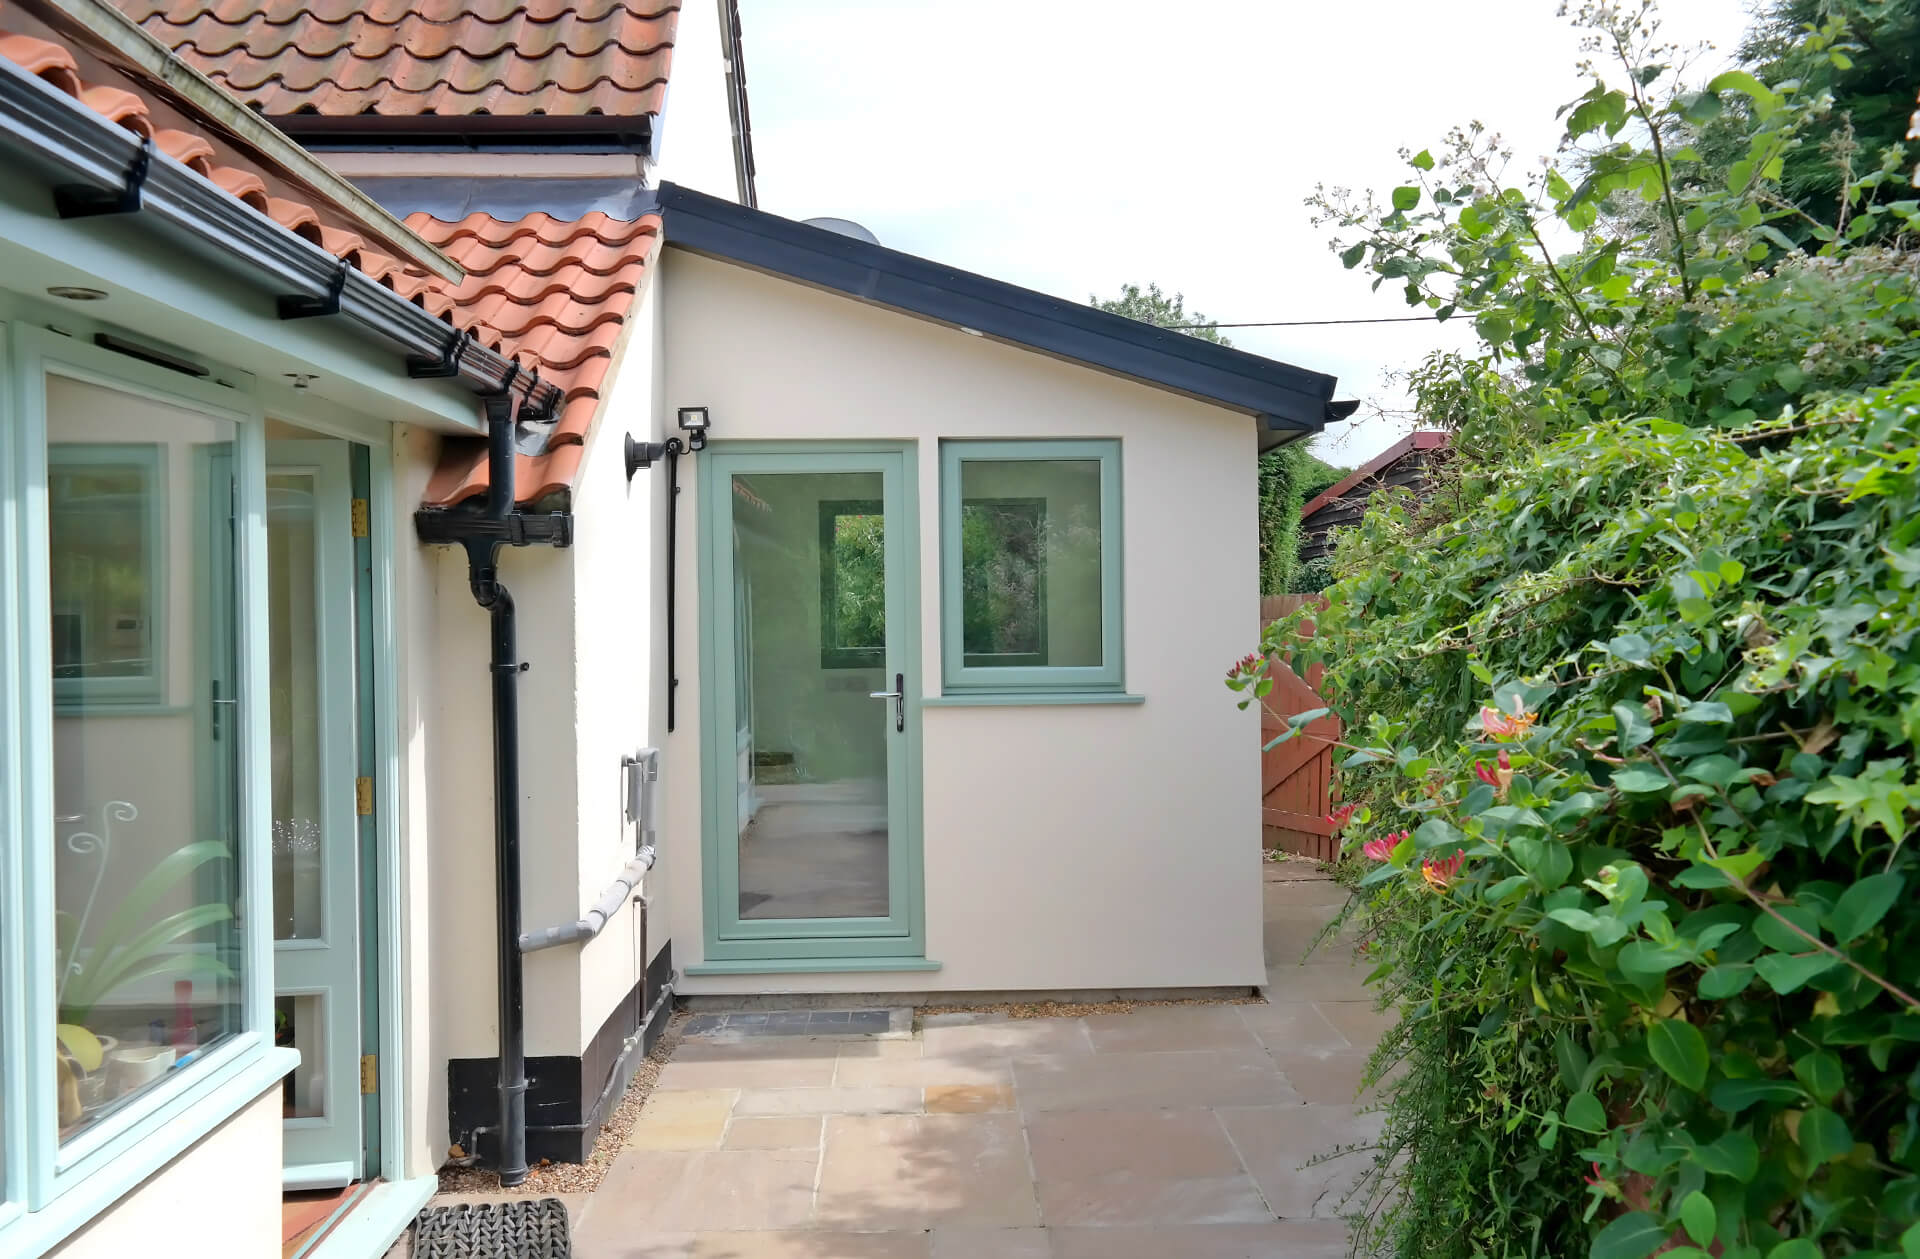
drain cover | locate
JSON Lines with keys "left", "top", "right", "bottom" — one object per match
{"left": 411, "top": 1198, "right": 570, "bottom": 1258}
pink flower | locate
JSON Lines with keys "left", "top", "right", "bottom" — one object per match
{"left": 1421, "top": 849, "right": 1466, "bottom": 890}
{"left": 1480, "top": 706, "right": 1537, "bottom": 740}
{"left": 1473, "top": 749, "right": 1515, "bottom": 799}
{"left": 1326, "top": 803, "right": 1357, "bottom": 829}
{"left": 1360, "top": 830, "right": 1409, "bottom": 861}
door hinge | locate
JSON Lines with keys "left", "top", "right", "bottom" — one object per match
{"left": 350, "top": 498, "right": 370, "bottom": 538}
{"left": 355, "top": 776, "right": 374, "bottom": 815}
{"left": 360, "top": 1054, "right": 377, "bottom": 1095}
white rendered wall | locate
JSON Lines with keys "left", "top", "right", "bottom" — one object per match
{"left": 49, "top": 1086, "right": 281, "bottom": 1258}
{"left": 658, "top": 251, "right": 1265, "bottom": 995}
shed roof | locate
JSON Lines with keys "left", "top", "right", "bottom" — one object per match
{"left": 117, "top": 0, "right": 678, "bottom": 120}
{"left": 646, "top": 183, "right": 1358, "bottom": 447}
{"left": 1300, "top": 430, "right": 1450, "bottom": 520}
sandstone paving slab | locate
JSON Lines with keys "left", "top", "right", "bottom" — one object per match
{"left": 688, "top": 1232, "right": 932, "bottom": 1258}
{"left": 1081, "top": 1005, "right": 1263, "bottom": 1054}
{"left": 1215, "top": 1103, "right": 1386, "bottom": 1218}
{"left": 733, "top": 1087, "right": 923, "bottom": 1117}
{"left": 927, "top": 1227, "right": 1051, "bottom": 1258}
{"left": 919, "top": 1018, "right": 1092, "bottom": 1059}
{"left": 1237, "top": 1001, "right": 1351, "bottom": 1058}
{"left": 1025, "top": 1109, "right": 1271, "bottom": 1228}
{"left": 721, "top": 1116, "right": 824, "bottom": 1150}
{"left": 1048, "top": 1219, "right": 1353, "bottom": 1258}
{"left": 814, "top": 1113, "right": 1040, "bottom": 1231}
{"left": 1013, "top": 1048, "right": 1300, "bottom": 1112}
{"left": 585, "top": 1148, "right": 819, "bottom": 1234}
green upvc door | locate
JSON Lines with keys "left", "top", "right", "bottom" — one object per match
{"left": 265, "top": 441, "right": 363, "bottom": 1187}
{"left": 699, "top": 446, "right": 924, "bottom": 965}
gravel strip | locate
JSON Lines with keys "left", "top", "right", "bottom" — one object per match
{"left": 918, "top": 993, "right": 1263, "bottom": 1020}
{"left": 434, "top": 1011, "right": 687, "bottom": 1197}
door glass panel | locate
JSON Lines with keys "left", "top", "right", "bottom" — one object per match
{"left": 47, "top": 375, "right": 243, "bottom": 1146}
{"left": 732, "top": 471, "right": 890, "bottom": 921}
{"left": 275, "top": 994, "right": 327, "bottom": 1119}
{"left": 269, "top": 473, "right": 323, "bottom": 940}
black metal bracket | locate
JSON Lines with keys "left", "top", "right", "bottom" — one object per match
{"left": 408, "top": 328, "right": 473, "bottom": 379}
{"left": 54, "top": 135, "right": 154, "bottom": 219}
{"left": 413, "top": 508, "right": 573, "bottom": 549}
{"left": 278, "top": 260, "right": 350, "bottom": 320}
{"left": 624, "top": 434, "right": 669, "bottom": 481}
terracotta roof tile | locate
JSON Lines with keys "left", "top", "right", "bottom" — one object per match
{"left": 407, "top": 211, "right": 661, "bottom": 508}
{"left": 1, "top": 10, "right": 653, "bottom": 511}
{"left": 119, "top": 0, "right": 679, "bottom": 119}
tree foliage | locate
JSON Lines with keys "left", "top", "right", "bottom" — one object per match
{"left": 1233, "top": 4, "right": 1920, "bottom": 1256}
{"left": 1091, "top": 282, "right": 1346, "bottom": 592}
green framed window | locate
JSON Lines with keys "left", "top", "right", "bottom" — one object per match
{"left": 818, "top": 498, "right": 885, "bottom": 669}
{"left": 939, "top": 439, "right": 1123, "bottom": 694}
{"left": 2, "top": 324, "right": 284, "bottom": 1253}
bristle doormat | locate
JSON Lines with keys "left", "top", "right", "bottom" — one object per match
{"left": 410, "top": 1199, "right": 570, "bottom": 1258}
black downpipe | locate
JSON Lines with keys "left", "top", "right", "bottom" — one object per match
{"left": 466, "top": 388, "right": 530, "bottom": 1187}
{"left": 664, "top": 438, "right": 683, "bottom": 732}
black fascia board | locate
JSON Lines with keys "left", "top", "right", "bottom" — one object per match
{"left": 647, "top": 183, "right": 1345, "bottom": 439}
{"left": 272, "top": 113, "right": 654, "bottom": 155}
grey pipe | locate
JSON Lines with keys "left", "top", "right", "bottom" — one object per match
{"left": 519, "top": 848, "right": 655, "bottom": 953}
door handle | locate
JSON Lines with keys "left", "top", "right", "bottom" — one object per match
{"left": 869, "top": 673, "right": 905, "bottom": 733}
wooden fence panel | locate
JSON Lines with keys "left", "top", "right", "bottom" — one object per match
{"left": 1257, "top": 595, "right": 1342, "bottom": 860}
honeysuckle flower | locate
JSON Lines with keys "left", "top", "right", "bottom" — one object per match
{"left": 1479, "top": 706, "right": 1537, "bottom": 740}
{"left": 1421, "top": 849, "right": 1466, "bottom": 890}
{"left": 1327, "top": 803, "right": 1357, "bottom": 829}
{"left": 1361, "top": 830, "right": 1410, "bottom": 861}
{"left": 1473, "top": 749, "right": 1514, "bottom": 799}
{"left": 1226, "top": 652, "right": 1262, "bottom": 680}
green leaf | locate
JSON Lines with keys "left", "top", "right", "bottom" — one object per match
{"left": 1754, "top": 950, "right": 1841, "bottom": 994}
{"left": 1607, "top": 633, "right": 1652, "bottom": 664}
{"left": 1613, "top": 703, "right": 1654, "bottom": 752}
{"left": 1410, "top": 149, "right": 1435, "bottom": 171}
{"left": 1695, "top": 1128, "right": 1759, "bottom": 1181}
{"left": 1339, "top": 241, "right": 1367, "bottom": 269}
{"left": 1767, "top": 1243, "right": 1820, "bottom": 1259}
{"left": 1509, "top": 837, "right": 1574, "bottom": 890}
{"left": 1796, "top": 1105, "right": 1852, "bottom": 1164}
{"left": 1591, "top": 1211, "right": 1666, "bottom": 1259}
{"left": 1549, "top": 907, "right": 1604, "bottom": 932}
{"left": 1679, "top": 1191, "right": 1715, "bottom": 1247}
{"left": 1391, "top": 186, "right": 1421, "bottom": 212}
{"left": 1612, "top": 768, "right": 1668, "bottom": 794}
{"left": 1565, "top": 1090, "right": 1608, "bottom": 1132}
{"left": 1710, "top": 1077, "right": 1801, "bottom": 1111}
{"left": 1707, "top": 70, "right": 1779, "bottom": 119}
{"left": 1287, "top": 707, "right": 1331, "bottom": 728}
{"left": 1901, "top": 1220, "right": 1920, "bottom": 1259}
{"left": 1648, "top": 1019, "right": 1709, "bottom": 1092}
{"left": 1829, "top": 872, "right": 1905, "bottom": 944}
{"left": 1678, "top": 701, "right": 1733, "bottom": 725}
{"left": 1698, "top": 964, "right": 1753, "bottom": 998}
{"left": 1792, "top": 1050, "right": 1843, "bottom": 1106}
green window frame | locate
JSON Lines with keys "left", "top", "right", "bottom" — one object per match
{"left": 0, "top": 323, "right": 293, "bottom": 1258}
{"left": 938, "top": 439, "right": 1124, "bottom": 695}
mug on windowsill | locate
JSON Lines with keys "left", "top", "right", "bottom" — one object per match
{"left": 108, "top": 1044, "right": 174, "bottom": 1095}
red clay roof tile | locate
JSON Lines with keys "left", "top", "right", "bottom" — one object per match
{"left": 119, "top": 0, "right": 679, "bottom": 119}
{"left": 1, "top": 11, "right": 655, "bottom": 510}
{"left": 407, "top": 210, "right": 661, "bottom": 508}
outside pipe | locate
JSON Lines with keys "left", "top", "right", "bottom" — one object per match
{"left": 0, "top": 59, "right": 563, "bottom": 420}
{"left": 463, "top": 389, "right": 530, "bottom": 1188}
{"left": 519, "top": 848, "right": 655, "bottom": 953}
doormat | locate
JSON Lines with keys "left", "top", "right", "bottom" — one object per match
{"left": 411, "top": 1198, "right": 569, "bottom": 1258}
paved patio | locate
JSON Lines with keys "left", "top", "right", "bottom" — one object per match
{"left": 570, "top": 865, "right": 1389, "bottom": 1258}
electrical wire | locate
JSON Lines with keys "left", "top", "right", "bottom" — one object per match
{"left": 1167, "top": 315, "right": 1443, "bottom": 329}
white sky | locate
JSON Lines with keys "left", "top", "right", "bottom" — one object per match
{"left": 737, "top": 0, "right": 1757, "bottom": 467}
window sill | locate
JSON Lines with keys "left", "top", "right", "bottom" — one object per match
{"left": 686, "top": 957, "right": 943, "bottom": 976}
{"left": 922, "top": 692, "right": 1145, "bottom": 708}
{"left": 4, "top": 1046, "right": 297, "bottom": 1259}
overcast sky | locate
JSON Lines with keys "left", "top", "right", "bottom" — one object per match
{"left": 737, "top": 0, "right": 1757, "bottom": 466}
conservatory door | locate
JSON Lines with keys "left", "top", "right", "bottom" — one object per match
{"left": 701, "top": 446, "right": 923, "bottom": 964}
{"left": 266, "top": 441, "right": 363, "bottom": 1188}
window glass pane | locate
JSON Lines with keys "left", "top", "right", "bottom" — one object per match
{"left": 958, "top": 457, "right": 1103, "bottom": 669}
{"left": 269, "top": 473, "right": 323, "bottom": 940}
{"left": 48, "top": 375, "right": 243, "bottom": 1146}
{"left": 49, "top": 447, "right": 159, "bottom": 700}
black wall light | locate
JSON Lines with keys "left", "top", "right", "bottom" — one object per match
{"left": 623, "top": 406, "right": 713, "bottom": 731}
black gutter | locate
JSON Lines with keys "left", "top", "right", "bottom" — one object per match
{"left": 274, "top": 113, "right": 655, "bottom": 156}
{"left": 644, "top": 183, "right": 1356, "bottom": 447}
{"left": 412, "top": 381, "right": 573, "bottom": 1187}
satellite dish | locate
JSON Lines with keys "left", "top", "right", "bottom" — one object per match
{"left": 803, "top": 217, "right": 880, "bottom": 245}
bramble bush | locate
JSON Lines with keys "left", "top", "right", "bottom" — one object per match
{"left": 1233, "top": 4, "right": 1920, "bottom": 1257}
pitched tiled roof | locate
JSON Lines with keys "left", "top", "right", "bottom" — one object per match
{"left": 119, "top": 0, "right": 678, "bottom": 119}
{"left": 410, "top": 212, "right": 661, "bottom": 508}
{"left": 1, "top": 6, "right": 657, "bottom": 510}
